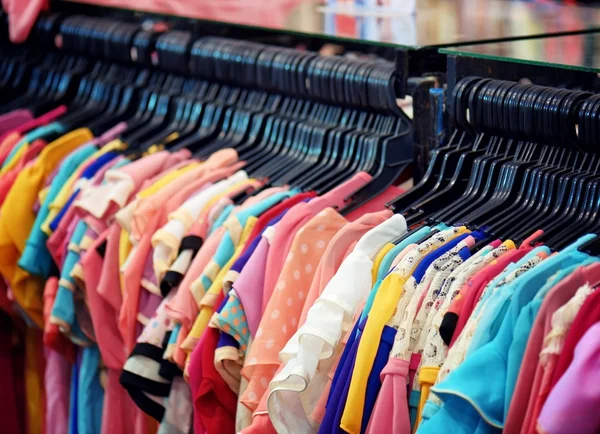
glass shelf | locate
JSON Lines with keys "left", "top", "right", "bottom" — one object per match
{"left": 60, "top": 0, "right": 600, "bottom": 49}
{"left": 440, "top": 32, "right": 600, "bottom": 73}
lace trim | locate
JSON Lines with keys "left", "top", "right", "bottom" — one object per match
{"left": 540, "top": 283, "right": 594, "bottom": 365}
{"left": 391, "top": 240, "right": 472, "bottom": 360}
{"left": 419, "top": 244, "right": 511, "bottom": 373}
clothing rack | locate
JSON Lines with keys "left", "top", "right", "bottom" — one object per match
{"left": 7, "top": 13, "right": 404, "bottom": 113}
{"left": 447, "top": 77, "right": 595, "bottom": 151}
{"left": 4, "top": 7, "right": 600, "bottom": 434}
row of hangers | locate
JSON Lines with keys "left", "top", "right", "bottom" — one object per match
{"left": 388, "top": 76, "right": 600, "bottom": 255}
{"left": 0, "top": 12, "right": 414, "bottom": 214}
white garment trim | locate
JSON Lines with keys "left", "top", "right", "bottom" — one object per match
{"left": 267, "top": 214, "right": 407, "bottom": 434}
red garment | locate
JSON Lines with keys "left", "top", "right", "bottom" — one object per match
{"left": 550, "top": 263, "right": 600, "bottom": 388}
{"left": 188, "top": 292, "right": 236, "bottom": 434}
{"left": 241, "top": 191, "right": 317, "bottom": 255}
{"left": 43, "top": 277, "right": 76, "bottom": 364}
{"left": 448, "top": 248, "right": 530, "bottom": 347}
{"left": 0, "top": 139, "right": 46, "bottom": 205}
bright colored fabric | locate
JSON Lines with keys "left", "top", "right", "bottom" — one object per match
{"left": 341, "top": 227, "right": 468, "bottom": 434}
{"left": 268, "top": 213, "right": 403, "bottom": 434}
{"left": 241, "top": 208, "right": 349, "bottom": 412}
{"left": 538, "top": 321, "right": 600, "bottom": 434}
{"left": 424, "top": 235, "right": 596, "bottom": 434}
{"left": 0, "top": 128, "right": 93, "bottom": 327}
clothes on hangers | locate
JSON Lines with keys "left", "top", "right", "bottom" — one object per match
{"left": 5, "top": 113, "right": 600, "bottom": 434}
{"left": 0, "top": 92, "right": 414, "bottom": 434}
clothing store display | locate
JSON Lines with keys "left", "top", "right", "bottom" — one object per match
{"left": 2, "top": 6, "right": 600, "bottom": 434}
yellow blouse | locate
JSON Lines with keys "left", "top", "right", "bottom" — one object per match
{"left": 340, "top": 227, "right": 468, "bottom": 434}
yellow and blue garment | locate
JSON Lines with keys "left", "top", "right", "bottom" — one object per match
{"left": 323, "top": 231, "right": 480, "bottom": 433}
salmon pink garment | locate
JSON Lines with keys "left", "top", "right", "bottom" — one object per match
{"left": 261, "top": 172, "right": 372, "bottom": 314}
{"left": 74, "top": 149, "right": 191, "bottom": 223}
{"left": 82, "top": 226, "right": 148, "bottom": 434}
{"left": 299, "top": 210, "right": 393, "bottom": 324}
{"left": 119, "top": 165, "right": 241, "bottom": 352}
{"left": 240, "top": 208, "right": 349, "bottom": 412}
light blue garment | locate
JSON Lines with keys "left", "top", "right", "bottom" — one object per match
{"left": 469, "top": 246, "right": 552, "bottom": 353}
{"left": 376, "top": 226, "right": 432, "bottom": 281}
{"left": 197, "top": 190, "right": 296, "bottom": 295}
{"left": 169, "top": 323, "right": 181, "bottom": 347}
{"left": 18, "top": 144, "right": 97, "bottom": 278}
{"left": 51, "top": 220, "right": 91, "bottom": 344}
{"left": 504, "top": 260, "right": 593, "bottom": 417}
{"left": 3, "top": 122, "right": 66, "bottom": 168}
{"left": 78, "top": 345, "right": 104, "bottom": 434}
{"left": 209, "top": 204, "right": 234, "bottom": 236}
{"left": 421, "top": 235, "right": 598, "bottom": 434}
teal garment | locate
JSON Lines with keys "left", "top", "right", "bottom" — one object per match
{"left": 51, "top": 220, "right": 92, "bottom": 345}
{"left": 410, "top": 390, "right": 421, "bottom": 430}
{"left": 3, "top": 122, "right": 66, "bottom": 168}
{"left": 504, "top": 260, "right": 593, "bottom": 417}
{"left": 19, "top": 144, "right": 97, "bottom": 278}
{"left": 209, "top": 204, "right": 234, "bottom": 236}
{"left": 360, "top": 226, "right": 433, "bottom": 328}
{"left": 196, "top": 190, "right": 296, "bottom": 295}
{"left": 422, "top": 235, "right": 598, "bottom": 434}
{"left": 169, "top": 323, "right": 181, "bottom": 347}
{"left": 376, "top": 226, "right": 432, "bottom": 281}
{"left": 78, "top": 345, "right": 104, "bottom": 434}
{"left": 469, "top": 246, "right": 552, "bottom": 353}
